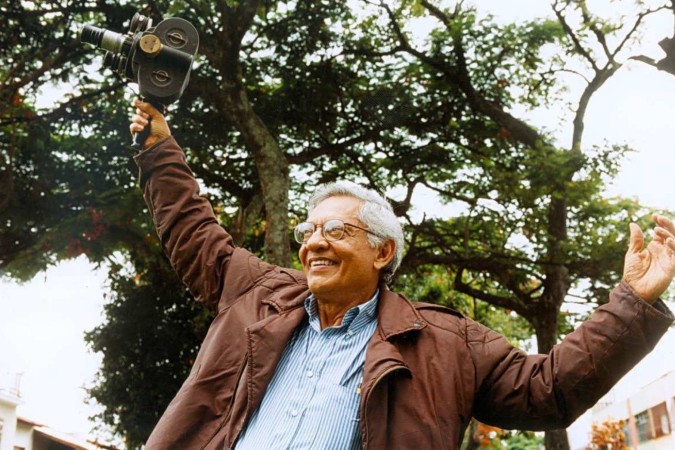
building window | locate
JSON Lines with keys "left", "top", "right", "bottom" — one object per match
{"left": 622, "top": 420, "right": 633, "bottom": 445}
{"left": 651, "top": 402, "right": 671, "bottom": 437}
{"left": 635, "top": 410, "right": 652, "bottom": 442}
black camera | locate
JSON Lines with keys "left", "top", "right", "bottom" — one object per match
{"left": 80, "top": 12, "right": 199, "bottom": 106}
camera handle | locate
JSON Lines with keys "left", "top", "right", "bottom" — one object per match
{"left": 131, "top": 98, "right": 166, "bottom": 151}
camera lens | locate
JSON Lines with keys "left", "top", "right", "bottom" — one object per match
{"left": 103, "top": 52, "right": 117, "bottom": 69}
{"left": 103, "top": 52, "right": 127, "bottom": 74}
{"left": 80, "top": 24, "right": 105, "bottom": 46}
{"left": 80, "top": 24, "right": 126, "bottom": 54}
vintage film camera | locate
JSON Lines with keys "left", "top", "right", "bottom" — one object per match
{"left": 80, "top": 12, "right": 199, "bottom": 148}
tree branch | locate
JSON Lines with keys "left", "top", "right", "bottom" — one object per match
{"left": 453, "top": 268, "right": 528, "bottom": 317}
{"left": 233, "top": 0, "right": 262, "bottom": 43}
{"left": 374, "top": 2, "right": 546, "bottom": 149}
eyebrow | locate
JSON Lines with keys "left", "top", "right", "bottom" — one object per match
{"left": 303, "top": 217, "right": 361, "bottom": 224}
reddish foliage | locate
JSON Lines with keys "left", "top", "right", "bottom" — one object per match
{"left": 588, "top": 419, "right": 628, "bottom": 450}
{"left": 474, "top": 422, "right": 507, "bottom": 447}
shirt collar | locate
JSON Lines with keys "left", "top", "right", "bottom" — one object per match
{"left": 304, "top": 290, "right": 379, "bottom": 332}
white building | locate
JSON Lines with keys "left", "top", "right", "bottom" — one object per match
{"left": 0, "top": 372, "right": 114, "bottom": 450}
{"left": 0, "top": 372, "right": 22, "bottom": 450}
{"left": 574, "top": 371, "right": 675, "bottom": 449}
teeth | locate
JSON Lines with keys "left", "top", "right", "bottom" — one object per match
{"left": 311, "top": 259, "right": 336, "bottom": 267}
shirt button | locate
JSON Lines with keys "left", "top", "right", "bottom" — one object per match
{"left": 290, "top": 409, "right": 299, "bottom": 417}
{"left": 306, "top": 370, "right": 314, "bottom": 378}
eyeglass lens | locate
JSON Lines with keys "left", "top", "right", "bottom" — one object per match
{"left": 294, "top": 220, "right": 346, "bottom": 243}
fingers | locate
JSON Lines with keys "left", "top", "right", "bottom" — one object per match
{"left": 129, "top": 99, "right": 151, "bottom": 135}
{"left": 128, "top": 98, "right": 171, "bottom": 149}
{"left": 129, "top": 111, "right": 149, "bottom": 136}
{"left": 651, "top": 213, "right": 675, "bottom": 247}
{"left": 653, "top": 213, "right": 675, "bottom": 236}
{"left": 129, "top": 112, "right": 149, "bottom": 132}
{"left": 628, "top": 222, "right": 644, "bottom": 254}
{"left": 653, "top": 226, "right": 675, "bottom": 251}
{"left": 133, "top": 98, "right": 161, "bottom": 118}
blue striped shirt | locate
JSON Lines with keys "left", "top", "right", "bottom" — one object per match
{"left": 234, "top": 291, "right": 379, "bottom": 450}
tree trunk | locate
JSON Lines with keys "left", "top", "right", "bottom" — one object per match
{"left": 251, "top": 139, "right": 292, "bottom": 266}
{"left": 220, "top": 73, "right": 292, "bottom": 268}
{"left": 544, "top": 429, "right": 571, "bottom": 450}
{"left": 534, "top": 308, "right": 571, "bottom": 450}
{"left": 205, "top": 1, "right": 293, "bottom": 268}
{"left": 534, "top": 292, "right": 571, "bottom": 450}
{"left": 537, "top": 192, "right": 572, "bottom": 450}
{"left": 462, "top": 419, "right": 480, "bottom": 450}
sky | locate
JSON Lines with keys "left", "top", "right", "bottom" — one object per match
{"left": 0, "top": 257, "right": 107, "bottom": 434}
{"left": 1, "top": 0, "right": 675, "bottom": 445}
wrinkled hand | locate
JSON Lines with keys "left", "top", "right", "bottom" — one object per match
{"left": 129, "top": 99, "right": 171, "bottom": 150}
{"left": 623, "top": 213, "right": 675, "bottom": 303}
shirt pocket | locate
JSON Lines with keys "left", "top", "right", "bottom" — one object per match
{"left": 316, "top": 380, "right": 361, "bottom": 422}
{"left": 299, "top": 381, "right": 362, "bottom": 450}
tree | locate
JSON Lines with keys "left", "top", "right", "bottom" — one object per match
{"left": 2, "top": 0, "right": 674, "bottom": 448}
{"left": 462, "top": 421, "right": 543, "bottom": 449}
{"left": 356, "top": 2, "right": 672, "bottom": 447}
{"left": 505, "top": 432, "right": 545, "bottom": 450}
{"left": 85, "top": 253, "right": 212, "bottom": 448}
{"left": 587, "top": 418, "right": 628, "bottom": 450}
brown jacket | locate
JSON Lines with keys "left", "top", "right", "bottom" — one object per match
{"left": 136, "top": 137, "right": 673, "bottom": 449}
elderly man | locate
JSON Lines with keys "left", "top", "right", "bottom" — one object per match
{"left": 130, "top": 99, "right": 674, "bottom": 450}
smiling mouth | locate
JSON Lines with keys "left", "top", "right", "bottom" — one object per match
{"left": 310, "top": 259, "right": 337, "bottom": 268}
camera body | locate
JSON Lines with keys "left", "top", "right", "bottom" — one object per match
{"left": 80, "top": 13, "right": 199, "bottom": 106}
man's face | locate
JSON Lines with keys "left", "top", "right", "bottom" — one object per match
{"left": 299, "top": 196, "right": 386, "bottom": 304}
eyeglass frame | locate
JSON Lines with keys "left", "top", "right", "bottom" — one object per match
{"left": 293, "top": 219, "right": 383, "bottom": 244}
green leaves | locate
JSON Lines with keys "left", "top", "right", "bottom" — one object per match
{"left": 85, "top": 256, "right": 211, "bottom": 448}
{"left": 2, "top": 0, "right": 672, "bottom": 445}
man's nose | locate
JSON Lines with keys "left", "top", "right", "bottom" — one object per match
{"left": 304, "top": 226, "right": 328, "bottom": 249}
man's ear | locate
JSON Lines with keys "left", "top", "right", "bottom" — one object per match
{"left": 374, "top": 240, "right": 396, "bottom": 270}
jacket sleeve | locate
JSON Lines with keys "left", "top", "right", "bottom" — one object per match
{"left": 134, "top": 136, "right": 276, "bottom": 310}
{"left": 469, "top": 280, "right": 673, "bottom": 430}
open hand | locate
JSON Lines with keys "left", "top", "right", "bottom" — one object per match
{"left": 623, "top": 213, "right": 675, "bottom": 303}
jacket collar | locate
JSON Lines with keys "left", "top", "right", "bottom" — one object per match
{"left": 260, "top": 268, "right": 309, "bottom": 313}
{"left": 260, "top": 277, "right": 428, "bottom": 341}
{"left": 376, "top": 283, "right": 427, "bottom": 340}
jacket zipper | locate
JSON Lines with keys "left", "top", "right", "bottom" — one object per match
{"left": 361, "top": 364, "right": 410, "bottom": 449}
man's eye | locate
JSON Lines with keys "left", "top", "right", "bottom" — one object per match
{"left": 295, "top": 224, "right": 314, "bottom": 241}
{"left": 324, "top": 222, "right": 344, "bottom": 239}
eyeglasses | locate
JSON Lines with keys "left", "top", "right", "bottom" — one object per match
{"left": 293, "top": 219, "right": 380, "bottom": 244}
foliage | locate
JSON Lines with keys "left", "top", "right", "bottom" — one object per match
{"left": 461, "top": 421, "right": 543, "bottom": 449}
{"left": 397, "top": 266, "right": 536, "bottom": 349}
{"left": 587, "top": 419, "right": 628, "bottom": 450}
{"left": 85, "top": 254, "right": 212, "bottom": 448}
{"left": 504, "top": 431, "right": 545, "bottom": 450}
{"left": 2, "top": 0, "right": 674, "bottom": 447}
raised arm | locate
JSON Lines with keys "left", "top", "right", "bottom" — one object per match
{"left": 471, "top": 214, "right": 675, "bottom": 430}
{"left": 129, "top": 100, "right": 275, "bottom": 309}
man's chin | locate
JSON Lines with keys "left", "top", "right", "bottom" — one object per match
{"left": 307, "top": 277, "right": 336, "bottom": 298}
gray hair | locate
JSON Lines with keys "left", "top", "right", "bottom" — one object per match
{"left": 308, "top": 181, "right": 404, "bottom": 284}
